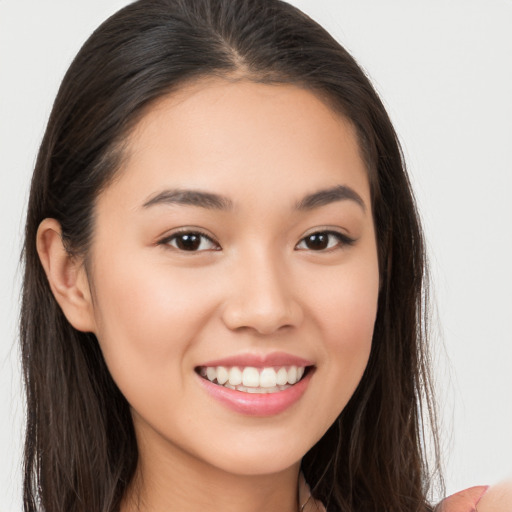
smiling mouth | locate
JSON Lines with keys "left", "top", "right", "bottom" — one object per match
{"left": 196, "top": 365, "right": 311, "bottom": 394}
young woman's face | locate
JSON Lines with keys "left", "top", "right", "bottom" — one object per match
{"left": 87, "top": 79, "right": 379, "bottom": 476}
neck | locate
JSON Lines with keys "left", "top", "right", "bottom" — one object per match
{"left": 121, "top": 426, "right": 301, "bottom": 512}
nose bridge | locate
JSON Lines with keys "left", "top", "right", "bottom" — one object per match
{"left": 221, "top": 245, "right": 302, "bottom": 334}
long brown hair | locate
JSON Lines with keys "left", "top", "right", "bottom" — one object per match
{"left": 20, "top": 0, "right": 442, "bottom": 510}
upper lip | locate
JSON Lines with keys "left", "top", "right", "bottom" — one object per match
{"left": 198, "top": 352, "right": 314, "bottom": 368}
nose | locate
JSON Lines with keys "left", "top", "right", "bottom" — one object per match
{"left": 221, "top": 252, "right": 303, "bottom": 335}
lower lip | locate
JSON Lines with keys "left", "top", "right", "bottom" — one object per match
{"left": 197, "top": 369, "right": 313, "bottom": 416}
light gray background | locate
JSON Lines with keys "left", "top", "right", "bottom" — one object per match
{"left": 1, "top": 1, "right": 511, "bottom": 509}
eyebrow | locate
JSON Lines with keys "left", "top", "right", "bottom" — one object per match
{"left": 142, "top": 184, "right": 365, "bottom": 212}
{"left": 295, "top": 185, "right": 366, "bottom": 212}
{"left": 142, "top": 189, "right": 233, "bottom": 210}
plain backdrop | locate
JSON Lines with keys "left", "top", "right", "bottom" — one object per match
{"left": 1, "top": 0, "right": 511, "bottom": 509}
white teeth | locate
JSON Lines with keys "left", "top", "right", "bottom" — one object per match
{"left": 229, "top": 384, "right": 291, "bottom": 394}
{"left": 206, "top": 367, "right": 217, "bottom": 382}
{"left": 259, "top": 367, "right": 277, "bottom": 388}
{"left": 242, "top": 367, "right": 260, "bottom": 387}
{"left": 228, "top": 367, "right": 243, "bottom": 386}
{"left": 199, "top": 364, "right": 308, "bottom": 392}
{"left": 276, "top": 367, "right": 288, "bottom": 386}
{"left": 287, "top": 366, "right": 298, "bottom": 385}
{"left": 216, "top": 366, "right": 229, "bottom": 385}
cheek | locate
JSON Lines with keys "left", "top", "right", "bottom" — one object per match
{"left": 309, "top": 253, "right": 379, "bottom": 339}
{"left": 304, "top": 253, "right": 379, "bottom": 399}
{"left": 89, "top": 253, "right": 217, "bottom": 394}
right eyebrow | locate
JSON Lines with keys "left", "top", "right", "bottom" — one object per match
{"left": 295, "top": 184, "right": 366, "bottom": 212}
{"left": 141, "top": 188, "right": 233, "bottom": 210}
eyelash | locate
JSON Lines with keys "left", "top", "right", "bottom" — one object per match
{"left": 158, "top": 229, "right": 220, "bottom": 252}
{"left": 295, "top": 230, "right": 355, "bottom": 251}
{"left": 158, "top": 229, "right": 355, "bottom": 253}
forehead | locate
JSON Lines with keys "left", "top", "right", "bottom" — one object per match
{"left": 105, "top": 78, "right": 371, "bottom": 210}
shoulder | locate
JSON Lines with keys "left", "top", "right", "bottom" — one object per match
{"left": 438, "top": 480, "right": 512, "bottom": 512}
{"left": 476, "top": 479, "right": 512, "bottom": 512}
{"left": 437, "top": 486, "right": 488, "bottom": 511}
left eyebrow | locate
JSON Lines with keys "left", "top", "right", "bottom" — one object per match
{"left": 295, "top": 185, "right": 366, "bottom": 212}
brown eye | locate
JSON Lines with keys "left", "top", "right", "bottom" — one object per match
{"left": 296, "top": 231, "right": 354, "bottom": 251}
{"left": 164, "top": 232, "right": 218, "bottom": 252}
{"left": 303, "top": 233, "right": 330, "bottom": 250}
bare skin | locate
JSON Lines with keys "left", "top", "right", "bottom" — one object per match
{"left": 478, "top": 479, "right": 512, "bottom": 512}
{"left": 37, "top": 79, "right": 379, "bottom": 511}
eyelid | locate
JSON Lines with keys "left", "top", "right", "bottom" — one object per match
{"left": 157, "top": 227, "right": 221, "bottom": 251}
{"left": 295, "top": 228, "right": 356, "bottom": 251}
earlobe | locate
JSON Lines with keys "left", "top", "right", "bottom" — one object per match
{"left": 36, "top": 218, "right": 96, "bottom": 333}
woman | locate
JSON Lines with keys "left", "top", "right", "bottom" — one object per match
{"left": 19, "top": 0, "right": 509, "bottom": 511}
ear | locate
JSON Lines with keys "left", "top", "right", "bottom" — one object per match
{"left": 36, "top": 218, "right": 96, "bottom": 333}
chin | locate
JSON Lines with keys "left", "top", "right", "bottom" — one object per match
{"left": 191, "top": 427, "right": 317, "bottom": 477}
{"left": 209, "top": 450, "right": 303, "bottom": 477}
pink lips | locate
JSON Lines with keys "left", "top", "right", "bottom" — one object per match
{"left": 199, "top": 352, "right": 314, "bottom": 368}
{"left": 196, "top": 352, "right": 314, "bottom": 416}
